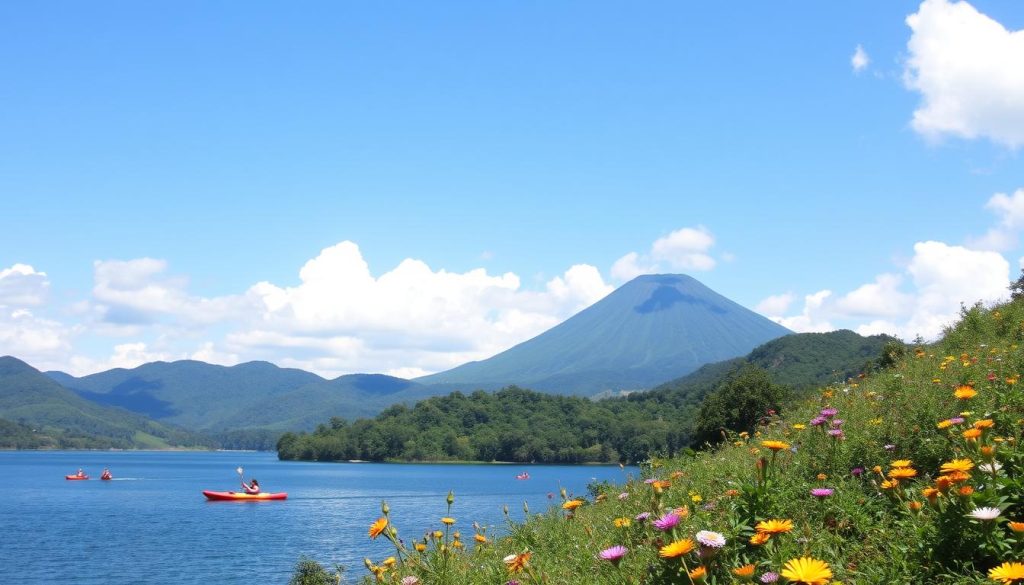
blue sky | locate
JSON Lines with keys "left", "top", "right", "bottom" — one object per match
{"left": 2, "top": 1, "right": 1023, "bottom": 377}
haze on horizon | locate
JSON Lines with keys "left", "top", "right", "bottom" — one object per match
{"left": 2, "top": 0, "right": 1023, "bottom": 378}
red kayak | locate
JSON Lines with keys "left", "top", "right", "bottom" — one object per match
{"left": 100, "top": 475, "right": 113, "bottom": 481}
{"left": 202, "top": 490, "right": 287, "bottom": 501}
{"left": 65, "top": 475, "right": 89, "bottom": 480}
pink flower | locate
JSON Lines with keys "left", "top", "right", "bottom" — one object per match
{"left": 599, "top": 545, "right": 627, "bottom": 565}
{"left": 652, "top": 512, "right": 680, "bottom": 531}
{"left": 811, "top": 488, "right": 834, "bottom": 498}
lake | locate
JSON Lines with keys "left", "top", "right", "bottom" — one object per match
{"left": 0, "top": 451, "right": 633, "bottom": 584}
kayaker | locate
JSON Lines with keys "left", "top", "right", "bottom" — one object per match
{"left": 100, "top": 468, "right": 112, "bottom": 480}
{"left": 241, "top": 478, "right": 260, "bottom": 494}
{"left": 76, "top": 468, "right": 85, "bottom": 478}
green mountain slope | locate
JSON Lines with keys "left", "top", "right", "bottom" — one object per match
{"left": 415, "top": 274, "right": 792, "bottom": 394}
{"left": 0, "top": 356, "right": 209, "bottom": 449}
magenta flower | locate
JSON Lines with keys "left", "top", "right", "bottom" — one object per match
{"left": 948, "top": 417, "right": 965, "bottom": 425}
{"left": 851, "top": 467, "right": 864, "bottom": 477}
{"left": 828, "top": 429, "right": 844, "bottom": 438}
{"left": 634, "top": 512, "right": 651, "bottom": 522}
{"left": 820, "top": 407, "right": 838, "bottom": 417}
{"left": 810, "top": 416, "right": 826, "bottom": 426}
{"left": 652, "top": 512, "right": 680, "bottom": 531}
{"left": 830, "top": 419, "right": 844, "bottom": 427}
{"left": 598, "top": 545, "right": 627, "bottom": 565}
{"left": 811, "top": 488, "right": 834, "bottom": 498}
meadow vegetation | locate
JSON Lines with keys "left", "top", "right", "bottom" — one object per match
{"left": 294, "top": 295, "right": 1024, "bottom": 584}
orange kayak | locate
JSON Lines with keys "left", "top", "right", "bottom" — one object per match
{"left": 202, "top": 490, "right": 287, "bottom": 501}
{"left": 66, "top": 475, "right": 89, "bottom": 480}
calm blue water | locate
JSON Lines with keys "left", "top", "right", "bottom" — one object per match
{"left": 0, "top": 451, "right": 632, "bottom": 584}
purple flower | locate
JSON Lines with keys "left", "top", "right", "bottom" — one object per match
{"left": 760, "top": 572, "right": 779, "bottom": 583}
{"left": 851, "top": 467, "right": 864, "bottom": 477}
{"left": 828, "top": 429, "right": 844, "bottom": 438}
{"left": 643, "top": 478, "right": 658, "bottom": 484}
{"left": 617, "top": 492, "right": 629, "bottom": 501}
{"left": 949, "top": 417, "right": 965, "bottom": 424}
{"left": 634, "top": 512, "right": 651, "bottom": 523}
{"left": 598, "top": 545, "right": 627, "bottom": 565}
{"left": 810, "top": 416, "right": 827, "bottom": 426}
{"left": 820, "top": 407, "right": 838, "bottom": 418}
{"left": 830, "top": 419, "right": 844, "bottom": 427}
{"left": 695, "top": 530, "right": 726, "bottom": 548}
{"left": 811, "top": 488, "right": 834, "bottom": 498}
{"left": 652, "top": 512, "right": 680, "bottom": 531}
{"left": 505, "top": 581, "right": 521, "bottom": 585}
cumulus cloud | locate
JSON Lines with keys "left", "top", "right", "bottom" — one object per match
{"left": 755, "top": 292, "right": 794, "bottom": 316}
{"left": 851, "top": 44, "right": 870, "bottom": 72}
{"left": 970, "top": 188, "right": 1024, "bottom": 251}
{"left": 903, "top": 0, "right": 1024, "bottom": 147}
{"left": 611, "top": 226, "right": 718, "bottom": 281}
{"left": 763, "top": 241, "right": 1009, "bottom": 340}
{"left": 0, "top": 308, "right": 76, "bottom": 370}
{"left": 0, "top": 264, "right": 50, "bottom": 307}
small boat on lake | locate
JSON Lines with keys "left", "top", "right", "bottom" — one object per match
{"left": 65, "top": 474, "right": 89, "bottom": 480}
{"left": 202, "top": 490, "right": 287, "bottom": 501}
{"left": 515, "top": 472, "right": 530, "bottom": 480}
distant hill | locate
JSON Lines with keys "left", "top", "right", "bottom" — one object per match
{"left": 0, "top": 356, "right": 209, "bottom": 449}
{"left": 415, "top": 274, "right": 792, "bottom": 394}
{"left": 281, "top": 330, "right": 897, "bottom": 463}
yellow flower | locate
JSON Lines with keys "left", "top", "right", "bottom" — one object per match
{"left": 433, "top": 530, "right": 443, "bottom": 539}
{"left": 761, "top": 440, "right": 790, "bottom": 451}
{"left": 908, "top": 501, "right": 923, "bottom": 511}
{"left": 888, "top": 467, "right": 918, "bottom": 480}
{"left": 749, "top": 532, "right": 771, "bottom": 546}
{"left": 816, "top": 473, "right": 827, "bottom": 481}
{"left": 937, "top": 420, "right": 954, "bottom": 429}
{"left": 690, "top": 493, "right": 703, "bottom": 503}
{"left": 562, "top": 499, "right": 584, "bottom": 511}
{"left": 891, "top": 460, "right": 913, "bottom": 468}
{"left": 792, "top": 424, "right": 806, "bottom": 430}
{"left": 474, "top": 533, "right": 487, "bottom": 543}
{"left": 880, "top": 479, "right": 900, "bottom": 490}
{"left": 382, "top": 557, "right": 396, "bottom": 567}
{"left": 368, "top": 517, "right": 388, "bottom": 539}
{"left": 414, "top": 542, "right": 426, "bottom": 552}
{"left": 963, "top": 428, "right": 982, "bottom": 440}
{"left": 658, "top": 538, "right": 696, "bottom": 558}
{"left": 941, "top": 459, "right": 975, "bottom": 474}
{"left": 954, "top": 385, "right": 977, "bottom": 400}
{"left": 688, "top": 566, "right": 707, "bottom": 581}
{"left": 989, "top": 561, "right": 1024, "bottom": 584}
{"left": 780, "top": 557, "right": 833, "bottom": 585}
{"left": 441, "top": 517, "right": 456, "bottom": 525}
{"left": 922, "top": 487, "right": 940, "bottom": 502}
{"left": 755, "top": 518, "right": 794, "bottom": 534}
{"left": 974, "top": 419, "right": 995, "bottom": 429}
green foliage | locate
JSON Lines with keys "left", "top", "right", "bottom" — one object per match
{"left": 691, "top": 365, "right": 788, "bottom": 447}
{"left": 288, "top": 557, "right": 343, "bottom": 585}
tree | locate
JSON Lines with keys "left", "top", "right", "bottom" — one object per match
{"left": 1011, "top": 269, "right": 1024, "bottom": 300}
{"left": 691, "top": 365, "right": 788, "bottom": 447}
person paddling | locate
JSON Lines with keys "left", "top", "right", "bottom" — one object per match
{"left": 241, "top": 478, "right": 260, "bottom": 494}
{"left": 100, "top": 468, "right": 112, "bottom": 480}
{"left": 76, "top": 468, "right": 85, "bottom": 478}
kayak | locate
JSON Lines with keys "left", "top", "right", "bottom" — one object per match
{"left": 100, "top": 475, "right": 113, "bottom": 481}
{"left": 66, "top": 475, "right": 89, "bottom": 480}
{"left": 202, "top": 490, "right": 287, "bottom": 501}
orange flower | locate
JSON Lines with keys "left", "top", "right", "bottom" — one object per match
{"left": 749, "top": 532, "right": 771, "bottom": 546}
{"left": 891, "top": 460, "right": 913, "bottom": 468}
{"left": 940, "top": 459, "right": 974, "bottom": 474}
{"left": 922, "top": 487, "right": 940, "bottom": 502}
{"left": 755, "top": 519, "right": 794, "bottom": 534}
{"left": 908, "top": 501, "right": 923, "bottom": 511}
{"left": 688, "top": 566, "right": 707, "bottom": 581}
{"left": 954, "top": 385, "right": 977, "bottom": 400}
{"left": 733, "top": 564, "right": 756, "bottom": 579}
{"left": 562, "top": 500, "right": 584, "bottom": 511}
{"left": 761, "top": 440, "right": 790, "bottom": 451}
{"left": 959, "top": 486, "right": 975, "bottom": 496}
{"left": 659, "top": 538, "right": 696, "bottom": 558}
{"left": 963, "top": 428, "right": 982, "bottom": 440}
{"left": 1008, "top": 521, "right": 1024, "bottom": 533}
{"left": 974, "top": 419, "right": 995, "bottom": 429}
{"left": 504, "top": 551, "right": 532, "bottom": 573}
{"left": 369, "top": 517, "right": 388, "bottom": 539}
{"left": 945, "top": 470, "right": 972, "bottom": 483}
{"left": 474, "top": 533, "right": 487, "bottom": 543}
{"left": 888, "top": 467, "right": 918, "bottom": 480}
{"left": 880, "top": 479, "right": 900, "bottom": 490}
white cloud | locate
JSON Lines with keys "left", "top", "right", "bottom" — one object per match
{"left": 851, "top": 44, "right": 870, "bottom": 72}
{"left": 903, "top": 0, "right": 1024, "bottom": 147}
{"left": 755, "top": 292, "right": 794, "bottom": 316}
{"left": 970, "top": 188, "right": 1024, "bottom": 251}
{"left": 611, "top": 226, "right": 717, "bottom": 281}
{"left": 67, "top": 342, "right": 178, "bottom": 374}
{"left": 765, "top": 241, "right": 1009, "bottom": 340}
{"left": 0, "top": 308, "right": 77, "bottom": 371}
{"left": 0, "top": 263, "right": 50, "bottom": 307}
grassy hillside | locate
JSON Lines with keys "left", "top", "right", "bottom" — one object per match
{"left": 296, "top": 299, "right": 1024, "bottom": 584}
{"left": 0, "top": 356, "right": 211, "bottom": 449}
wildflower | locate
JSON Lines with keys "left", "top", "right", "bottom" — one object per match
{"left": 969, "top": 507, "right": 1002, "bottom": 521}
{"left": 974, "top": 419, "right": 995, "bottom": 429}
{"left": 474, "top": 533, "right": 487, "bottom": 544}
{"left": 652, "top": 512, "right": 680, "bottom": 531}
{"left": 959, "top": 486, "right": 975, "bottom": 496}
{"left": 963, "top": 428, "right": 983, "bottom": 440}
{"left": 695, "top": 530, "right": 726, "bottom": 548}
{"left": 613, "top": 517, "right": 632, "bottom": 528}
{"left": 828, "top": 429, "right": 844, "bottom": 438}
{"left": 981, "top": 445, "right": 996, "bottom": 457}
{"left": 749, "top": 532, "right": 771, "bottom": 546}
{"left": 891, "top": 459, "right": 912, "bottom": 468}
{"left": 988, "top": 561, "right": 1024, "bottom": 584}
{"left": 881, "top": 479, "right": 900, "bottom": 490}
{"left": 401, "top": 577, "right": 420, "bottom": 585}
{"left": 432, "top": 530, "right": 443, "bottom": 539}
{"left": 688, "top": 566, "right": 707, "bottom": 582}
{"left": 658, "top": 538, "right": 695, "bottom": 558}
{"left": 756, "top": 518, "right": 794, "bottom": 534}
{"left": 369, "top": 517, "right": 388, "bottom": 539}
{"left": 955, "top": 385, "right": 977, "bottom": 400}
{"left": 810, "top": 416, "right": 827, "bottom": 426}
{"left": 949, "top": 417, "right": 966, "bottom": 424}
{"left": 733, "top": 564, "right": 757, "bottom": 581}
{"left": 598, "top": 545, "right": 627, "bottom": 566}
{"left": 634, "top": 512, "right": 651, "bottom": 523}
{"left": 504, "top": 552, "right": 532, "bottom": 573}
{"left": 780, "top": 556, "right": 833, "bottom": 585}
{"left": 888, "top": 467, "right": 918, "bottom": 480}
{"left": 908, "top": 501, "right": 923, "bottom": 511}
{"left": 851, "top": 467, "right": 864, "bottom": 477}
{"left": 810, "top": 488, "right": 834, "bottom": 498}
{"left": 761, "top": 440, "right": 790, "bottom": 451}
{"left": 650, "top": 480, "right": 671, "bottom": 491}
{"left": 760, "top": 572, "right": 779, "bottom": 583}
{"left": 872, "top": 465, "right": 883, "bottom": 474}
{"left": 980, "top": 462, "right": 1003, "bottom": 473}
{"left": 792, "top": 424, "right": 806, "bottom": 430}
{"left": 617, "top": 492, "right": 629, "bottom": 501}
{"left": 937, "top": 420, "right": 954, "bottom": 429}
{"left": 922, "top": 487, "right": 940, "bottom": 502}
{"left": 820, "top": 407, "right": 838, "bottom": 417}
{"left": 414, "top": 542, "right": 426, "bottom": 552}
{"left": 562, "top": 499, "right": 583, "bottom": 511}
{"left": 690, "top": 493, "right": 703, "bottom": 503}
{"left": 441, "top": 517, "right": 456, "bottom": 525}
{"left": 1008, "top": 521, "right": 1024, "bottom": 533}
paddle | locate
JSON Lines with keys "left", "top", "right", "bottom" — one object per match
{"left": 236, "top": 466, "right": 244, "bottom": 492}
